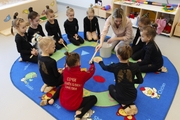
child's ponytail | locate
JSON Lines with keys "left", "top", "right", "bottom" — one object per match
{"left": 87, "top": 4, "right": 94, "bottom": 14}
{"left": 66, "top": 6, "right": 74, "bottom": 15}
{"left": 64, "top": 52, "right": 80, "bottom": 67}
{"left": 151, "top": 23, "right": 158, "bottom": 30}
{"left": 45, "top": 5, "right": 54, "bottom": 15}
{"left": 142, "top": 24, "right": 158, "bottom": 41}
{"left": 117, "top": 45, "right": 132, "bottom": 61}
{"left": 28, "top": 7, "right": 39, "bottom": 20}
{"left": 11, "top": 12, "right": 19, "bottom": 35}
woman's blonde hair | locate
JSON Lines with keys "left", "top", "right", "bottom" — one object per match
{"left": 87, "top": 4, "right": 94, "bottom": 14}
{"left": 66, "top": 6, "right": 74, "bottom": 15}
{"left": 38, "top": 36, "right": 55, "bottom": 51}
{"left": 112, "top": 8, "right": 126, "bottom": 29}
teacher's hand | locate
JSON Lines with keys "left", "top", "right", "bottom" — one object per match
{"left": 107, "top": 38, "right": 115, "bottom": 44}
{"left": 95, "top": 43, "right": 102, "bottom": 51}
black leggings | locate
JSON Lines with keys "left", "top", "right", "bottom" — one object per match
{"left": 108, "top": 85, "right": 121, "bottom": 104}
{"left": 76, "top": 95, "right": 97, "bottom": 118}
{"left": 68, "top": 35, "right": 84, "bottom": 46}
{"left": 131, "top": 45, "right": 143, "bottom": 60}
{"left": 22, "top": 55, "right": 38, "bottom": 63}
{"left": 139, "top": 64, "right": 161, "bottom": 73}
{"left": 51, "top": 87, "right": 97, "bottom": 118}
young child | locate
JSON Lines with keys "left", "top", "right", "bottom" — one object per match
{"left": 137, "top": 25, "right": 164, "bottom": 73}
{"left": 83, "top": 4, "right": 100, "bottom": 41}
{"left": 38, "top": 37, "right": 63, "bottom": 93}
{"left": 11, "top": 12, "right": 38, "bottom": 63}
{"left": 64, "top": 6, "right": 84, "bottom": 46}
{"left": 95, "top": 45, "right": 143, "bottom": 116}
{"left": 40, "top": 52, "right": 97, "bottom": 120}
{"left": 131, "top": 16, "right": 151, "bottom": 60}
{"left": 45, "top": 5, "right": 67, "bottom": 50}
{"left": 28, "top": 7, "right": 45, "bottom": 43}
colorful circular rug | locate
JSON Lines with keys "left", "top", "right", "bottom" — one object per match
{"left": 10, "top": 32, "right": 179, "bottom": 120}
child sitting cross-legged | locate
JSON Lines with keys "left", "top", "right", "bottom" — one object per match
{"left": 95, "top": 45, "right": 143, "bottom": 116}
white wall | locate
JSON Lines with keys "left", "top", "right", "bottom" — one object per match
{"left": 57, "top": 0, "right": 179, "bottom": 8}
{"left": 57, "top": 0, "right": 112, "bottom": 8}
{"left": 57, "top": 0, "right": 94, "bottom": 8}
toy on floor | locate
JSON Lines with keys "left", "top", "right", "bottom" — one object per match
{"left": 75, "top": 109, "right": 95, "bottom": 120}
{"left": 116, "top": 106, "right": 136, "bottom": 120}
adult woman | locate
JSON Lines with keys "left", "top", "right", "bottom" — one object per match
{"left": 96, "top": 8, "right": 133, "bottom": 51}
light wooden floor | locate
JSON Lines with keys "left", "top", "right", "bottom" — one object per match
{"left": 0, "top": 2, "right": 180, "bottom": 120}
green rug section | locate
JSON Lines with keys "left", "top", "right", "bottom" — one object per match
{"left": 50, "top": 41, "right": 146, "bottom": 107}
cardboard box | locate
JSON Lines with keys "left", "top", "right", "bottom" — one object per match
{"left": 174, "top": 22, "right": 180, "bottom": 37}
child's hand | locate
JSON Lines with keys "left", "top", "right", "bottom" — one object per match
{"left": 31, "top": 48, "right": 37, "bottom": 56}
{"left": 58, "top": 38, "right": 64, "bottom": 44}
{"left": 58, "top": 68, "right": 64, "bottom": 74}
{"left": 137, "top": 59, "right": 142, "bottom": 62}
{"left": 75, "top": 34, "right": 78, "bottom": 37}
{"left": 75, "top": 34, "right": 79, "bottom": 40}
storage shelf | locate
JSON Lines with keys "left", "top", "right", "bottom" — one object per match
{"left": 112, "top": 0, "right": 180, "bottom": 37}
{"left": 114, "top": 1, "right": 178, "bottom": 15}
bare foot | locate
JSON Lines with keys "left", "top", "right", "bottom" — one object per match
{"left": 40, "top": 100, "right": 48, "bottom": 106}
{"left": 48, "top": 99, "right": 54, "bottom": 105}
{"left": 18, "top": 57, "right": 22, "bottom": 62}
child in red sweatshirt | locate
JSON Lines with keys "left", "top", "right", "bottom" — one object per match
{"left": 40, "top": 52, "right": 97, "bottom": 120}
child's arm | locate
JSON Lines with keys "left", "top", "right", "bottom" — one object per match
{"left": 99, "top": 61, "right": 115, "bottom": 73}
{"left": 56, "top": 20, "right": 63, "bottom": 38}
{"left": 133, "top": 64, "right": 143, "bottom": 84}
{"left": 45, "top": 22, "right": 53, "bottom": 36}
{"left": 75, "top": 18, "right": 79, "bottom": 34}
{"left": 83, "top": 63, "right": 96, "bottom": 81}
{"left": 132, "top": 28, "right": 141, "bottom": 47}
{"left": 138, "top": 45, "right": 152, "bottom": 66}
{"left": 38, "top": 24, "right": 45, "bottom": 36}
{"left": 95, "top": 17, "right": 100, "bottom": 39}
{"left": 51, "top": 59, "right": 61, "bottom": 77}
{"left": 83, "top": 17, "right": 88, "bottom": 39}
{"left": 15, "top": 35, "right": 32, "bottom": 54}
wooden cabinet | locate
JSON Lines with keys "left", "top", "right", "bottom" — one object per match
{"left": 111, "top": 0, "right": 180, "bottom": 37}
{"left": 93, "top": 5, "right": 112, "bottom": 19}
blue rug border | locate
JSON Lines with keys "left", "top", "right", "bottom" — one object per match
{"left": 9, "top": 32, "right": 180, "bottom": 120}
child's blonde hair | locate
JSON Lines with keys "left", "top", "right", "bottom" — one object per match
{"left": 87, "top": 4, "right": 94, "bottom": 14}
{"left": 112, "top": 8, "right": 126, "bottom": 29}
{"left": 38, "top": 36, "right": 55, "bottom": 51}
{"left": 11, "top": 12, "right": 25, "bottom": 35}
{"left": 66, "top": 6, "right": 74, "bottom": 15}
{"left": 45, "top": 5, "right": 54, "bottom": 15}
{"left": 117, "top": 45, "right": 132, "bottom": 60}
